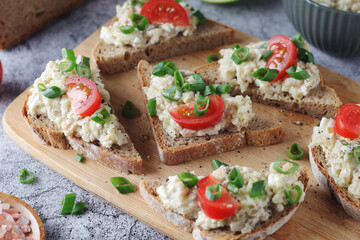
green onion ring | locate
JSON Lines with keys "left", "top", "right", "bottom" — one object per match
{"left": 228, "top": 168, "right": 244, "bottom": 189}
{"left": 174, "top": 70, "right": 184, "bottom": 87}
{"left": 233, "top": 43, "right": 240, "bottom": 50}
{"left": 91, "top": 107, "right": 110, "bottom": 124}
{"left": 316, "top": 122, "right": 320, "bottom": 127}
{"left": 82, "top": 56, "right": 90, "bottom": 67}
{"left": 107, "top": 104, "right": 113, "bottom": 114}
{"left": 163, "top": 61, "right": 178, "bottom": 76}
{"left": 261, "top": 50, "right": 273, "bottom": 60}
{"left": 227, "top": 183, "right": 239, "bottom": 194}
{"left": 110, "top": 177, "right": 135, "bottom": 194}
{"left": 62, "top": 48, "right": 76, "bottom": 61}
{"left": 131, "top": 0, "right": 144, "bottom": 6}
{"left": 147, "top": 98, "right": 156, "bottom": 116}
{"left": 285, "top": 185, "right": 303, "bottom": 206}
{"left": 120, "top": 25, "right": 135, "bottom": 34}
{"left": 297, "top": 48, "right": 315, "bottom": 64}
{"left": 273, "top": 158, "right": 300, "bottom": 174}
{"left": 288, "top": 143, "right": 304, "bottom": 160}
{"left": 122, "top": 101, "right": 136, "bottom": 119}
{"left": 177, "top": 172, "right": 198, "bottom": 189}
{"left": 130, "top": 13, "right": 148, "bottom": 31}
{"left": 75, "top": 153, "right": 84, "bottom": 163}
{"left": 194, "top": 95, "right": 210, "bottom": 116}
{"left": 250, "top": 180, "right": 266, "bottom": 198}
{"left": 252, "top": 68, "right": 279, "bottom": 82}
{"left": 286, "top": 65, "right": 310, "bottom": 80}
{"left": 204, "top": 84, "right": 216, "bottom": 96}
{"left": 192, "top": 73, "right": 205, "bottom": 84}
{"left": 37, "top": 83, "right": 47, "bottom": 92}
{"left": 291, "top": 33, "right": 305, "bottom": 49}
{"left": 76, "top": 64, "right": 91, "bottom": 78}
{"left": 152, "top": 61, "right": 167, "bottom": 77}
{"left": 60, "top": 193, "right": 76, "bottom": 214}
{"left": 353, "top": 146, "right": 360, "bottom": 164}
{"left": 71, "top": 202, "right": 86, "bottom": 215}
{"left": 340, "top": 140, "right": 349, "bottom": 146}
{"left": 207, "top": 54, "right": 221, "bottom": 63}
{"left": 162, "top": 85, "right": 183, "bottom": 101}
{"left": 231, "top": 47, "right": 249, "bottom": 64}
{"left": 18, "top": 168, "right": 35, "bottom": 184}
{"left": 194, "top": 10, "right": 206, "bottom": 25}
{"left": 182, "top": 83, "right": 206, "bottom": 92}
{"left": 211, "top": 159, "right": 228, "bottom": 170}
{"left": 205, "top": 184, "right": 222, "bottom": 201}
{"left": 59, "top": 61, "right": 76, "bottom": 72}
{"left": 42, "top": 86, "right": 64, "bottom": 99}
{"left": 216, "top": 84, "right": 231, "bottom": 94}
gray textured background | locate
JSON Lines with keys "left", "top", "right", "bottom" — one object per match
{"left": 0, "top": 0, "right": 359, "bottom": 239}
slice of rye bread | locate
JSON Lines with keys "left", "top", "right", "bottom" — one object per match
{"left": 139, "top": 167, "right": 309, "bottom": 240}
{"left": 137, "top": 60, "right": 285, "bottom": 165}
{"left": 92, "top": 20, "right": 235, "bottom": 74}
{"left": 193, "top": 62, "right": 342, "bottom": 119}
{"left": 22, "top": 94, "right": 142, "bottom": 174}
{"left": 309, "top": 146, "right": 360, "bottom": 220}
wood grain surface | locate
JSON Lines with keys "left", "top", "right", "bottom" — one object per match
{"left": 3, "top": 19, "right": 360, "bottom": 240}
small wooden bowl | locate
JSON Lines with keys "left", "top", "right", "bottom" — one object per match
{"left": 0, "top": 192, "right": 45, "bottom": 240}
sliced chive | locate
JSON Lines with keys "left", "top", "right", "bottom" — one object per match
{"left": 152, "top": 61, "right": 167, "bottom": 77}
{"left": 298, "top": 48, "right": 315, "bottom": 64}
{"left": 177, "top": 172, "right": 198, "bottom": 189}
{"left": 91, "top": 107, "right": 110, "bottom": 124}
{"left": 60, "top": 193, "right": 76, "bottom": 214}
{"left": 250, "top": 180, "right": 266, "bottom": 198}
{"left": 162, "top": 85, "right": 183, "bottom": 101}
{"left": 37, "top": 83, "right": 47, "bottom": 92}
{"left": 285, "top": 185, "right": 302, "bottom": 206}
{"left": 71, "top": 202, "right": 86, "bottom": 215}
{"left": 340, "top": 140, "right": 349, "bottom": 146}
{"left": 76, "top": 64, "right": 91, "bottom": 79}
{"left": 174, "top": 70, "right": 184, "bottom": 87}
{"left": 233, "top": 43, "right": 240, "bottom": 50}
{"left": 147, "top": 98, "right": 156, "bottom": 116}
{"left": 228, "top": 168, "right": 244, "bottom": 189}
{"left": 75, "top": 154, "right": 84, "bottom": 163}
{"left": 59, "top": 61, "right": 76, "bottom": 72}
{"left": 122, "top": 101, "right": 136, "bottom": 119}
{"left": 211, "top": 159, "right": 228, "bottom": 170}
{"left": 163, "top": 62, "right": 178, "bottom": 76}
{"left": 120, "top": 25, "right": 135, "bottom": 34}
{"left": 288, "top": 143, "right": 304, "bottom": 160}
{"left": 205, "top": 184, "right": 222, "bottom": 201}
{"left": 286, "top": 65, "right": 310, "bottom": 80}
{"left": 231, "top": 47, "right": 249, "bottom": 64}
{"left": 204, "top": 84, "right": 216, "bottom": 96}
{"left": 273, "top": 159, "right": 299, "bottom": 174}
{"left": 110, "top": 177, "right": 135, "bottom": 194}
{"left": 18, "top": 168, "right": 35, "bottom": 184}
{"left": 353, "top": 146, "right": 360, "bottom": 164}
{"left": 62, "top": 48, "right": 76, "bottom": 61}
{"left": 216, "top": 84, "right": 231, "bottom": 94}
{"left": 130, "top": 14, "right": 148, "bottom": 31}
{"left": 194, "top": 95, "right": 209, "bottom": 116}
{"left": 291, "top": 33, "right": 305, "bottom": 49}
{"left": 42, "top": 86, "right": 64, "bottom": 99}
{"left": 252, "top": 68, "right": 278, "bottom": 82}
{"left": 207, "top": 54, "right": 221, "bottom": 63}
{"left": 194, "top": 10, "right": 206, "bottom": 24}
{"left": 261, "top": 50, "right": 273, "bottom": 60}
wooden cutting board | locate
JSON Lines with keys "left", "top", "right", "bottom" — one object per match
{"left": 3, "top": 19, "right": 360, "bottom": 240}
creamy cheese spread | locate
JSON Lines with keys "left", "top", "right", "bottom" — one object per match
{"left": 313, "top": 0, "right": 360, "bottom": 13}
{"left": 27, "top": 60, "right": 128, "bottom": 148}
{"left": 218, "top": 41, "right": 321, "bottom": 100}
{"left": 100, "top": 0, "right": 199, "bottom": 48}
{"left": 143, "top": 72, "right": 254, "bottom": 138}
{"left": 157, "top": 163, "right": 305, "bottom": 233}
{"left": 310, "top": 117, "right": 360, "bottom": 198}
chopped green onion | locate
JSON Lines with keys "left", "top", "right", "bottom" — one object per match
{"left": 62, "top": 48, "right": 76, "bottom": 61}
{"left": 216, "top": 84, "right": 231, "bottom": 94}
{"left": 108, "top": 104, "right": 113, "bottom": 114}
{"left": 194, "top": 10, "right": 206, "bottom": 25}
{"left": 42, "top": 86, "right": 64, "bottom": 99}
{"left": 192, "top": 73, "right": 205, "bottom": 85}
{"left": 177, "top": 172, "right": 198, "bottom": 188}
{"left": 82, "top": 56, "right": 90, "bottom": 67}
{"left": 204, "top": 84, "right": 216, "bottom": 96}
{"left": 252, "top": 68, "right": 278, "bottom": 82}
{"left": 298, "top": 48, "right": 315, "bottom": 64}
{"left": 288, "top": 143, "right": 304, "bottom": 160}
{"left": 286, "top": 65, "right": 310, "bottom": 80}
{"left": 152, "top": 61, "right": 167, "bottom": 77}
{"left": 18, "top": 168, "right": 35, "bottom": 184}
{"left": 120, "top": 25, "right": 135, "bottom": 34}
{"left": 71, "top": 202, "right": 86, "bottom": 215}
{"left": 194, "top": 95, "right": 210, "bottom": 116}
{"left": 353, "top": 146, "right": 360, "bottom": 164}
{"left": 147, "top": 98, "right": 156, "bottom": 116}
{"left": 110, "top": 177, "right": 135, "bottom": 194}
{"left": 75, "top": 153, "right": 84, "bottom": 163}
{"left": 233, "top": 43, "right": 240, "bottom": 50}
{"left": 174, "top": 70, "right": 184, "bottom": 87}
{"left": 250, "top": 180, "right": 266, "bottom": 198}
{"left": 131, "top": 0, "right": 144, "bottom": 6}
{"left": 91, "top": 107, "right": 110, "bottom": 124}
{"left": 60, "top": 193, "right": 76, "bottom": 214}
{"left": 211, "top": 159, "right": 228, "bottom": 170}
{"left": 182, "top": 83, "right": 206, "bottom": 92}
{"left": 174, "top": 0, "right": 182, "bottom": 2}
{"left": 285, "top": 185, "right": 302, "bottom": 206}
{"left": 261, "top": 50, "right": 273, "bottom": 60}
{"left": 207, "top": 54, "right": 220, "bottom": 63}
{"left": 227, "top": 183, "right": 239, "bottom": 194}
{"left": 76, "top": 64, "right": 91, "bottom": 79}
{"left": 231, "top": 47, "right": 249, "bottom": 64}
{"left": 228, "top": 168, "right": 244, "bottom": 189}
{"left": 37, "top": 83, "right": 47, "bottom": 92}
{"left": 122, "top": 101, "right": 136, "bottom": 119}
{"left": 340, "top": 140, "right": 349, "bottom": 146}
{"left": 291, "top": 33, "right": 305, "bottom": 49}
{"left": 162, "top": 85, "right": 183, "bottom": 101}
{"left": 317, "top": 122, "right": 320, "bottom": 127}
{"left": 206, "top": 184, "right": 222, "bottom": 201}
{"left": 130, "top": 14, "right": 148, "bottom": 31}
{"left": 59, "top": 61, "right": 76, "bottom": 72}
{"left": 273, "top": 158, "right": 299, "bottom": 174}
{"left": 163, "top": 61, "right": 178, "bottom": 76}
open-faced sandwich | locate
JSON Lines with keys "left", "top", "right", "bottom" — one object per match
{"left": 140, "top": 159, "right": 309, "bottom": 239}
{"left": 93, "top": 0, "right": 234, "bottom": 74}
{"left": 23, "top": 48, "right": 142, "bottom": 174}
{"left": 194, "top": 34, "right": 342, "bottom": 119}
{"left": 137, "top": 60, "right": 285, "bottom": 165}
{"left": 309, "top": 104, "right": 360, "bottom": 220}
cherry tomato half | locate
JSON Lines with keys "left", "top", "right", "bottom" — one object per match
{"left": 266, "top": 35, "right": 298, "bottom": 83}
{"left": 65, "top": 76, "right": 101, "bottom": 117}
{"left": 141, "top": 0, "right": 190, "bottom": 26}
{"left": 334, "top": 104, "right": 360, "bottom": 139}
{"left": 197, "top": 175, "right": 240, "bottom": 220}
{"left": 169, "top": 94, "right": 225, "bottom": 130}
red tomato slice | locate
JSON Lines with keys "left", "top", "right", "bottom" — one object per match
{"left": 334, "top": 104, "right": 360, "bottom": 139}
{"left": 0, "top": 60, "right": 2, "bottom": 85}
{"left": 197, "top": 175, "right": 240, "bottom": 220}
{"left": 140, "top": 0, "right": 190, "bottom": 26}
{"left": 65, "top": 76, "right": 101, "bottom": 117}
{"left": 169, "top": 94, "right": 225, "bottom": 130}
{"left": 266, "top": 35, "right": 298, "bottom": 83}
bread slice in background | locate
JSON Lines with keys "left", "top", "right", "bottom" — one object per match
{"left": 0, "top": 0, "right": 83, "bottom": 50}
{"left": 194, "top": 62, "right": 342, "bottom": 119}
{"left": 137, "top": 60, "right": 285, "bottom": 165}
{"left": 139, "top": 167, "right": 309, "bottom": 240}
{"left": 93, "top": 20, "right": 234, "bottom": 74}
{"left": 309, "top": 146, "right": 360, "bottom": 220}
{"left": 23, "top": 94, "right": 142, "bottom": 174}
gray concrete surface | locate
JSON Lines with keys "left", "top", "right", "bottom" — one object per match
{"left": 0, "top": 0, "right": 359, "bottom": 239}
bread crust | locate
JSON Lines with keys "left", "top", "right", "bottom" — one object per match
{"left": 309, "top": 146, "right": 360, "bottom": 220}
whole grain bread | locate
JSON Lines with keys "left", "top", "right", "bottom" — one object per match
{"left": 194, "top": 62, "right": 342, "bottom": 119}
{"left": 93, "top": 20, "right": 234, "bottom": 74}
{"left": 139, "top": 167, "right": 309, "bottom": 240}
{"left": 23, "top": 94, "right": 142, "bottom": 174}
{"left": 0, "top": 0, "right": 83, "bottom": 50}
{"left": 137, "top": 60, "right": 285, "bottom": 165}
{"left": 309, "top": 146, "right": 360, "bottom": 220}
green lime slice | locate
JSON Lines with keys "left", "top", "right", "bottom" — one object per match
{"left": 202, "top": 0, "right": 238, "bottom": 4}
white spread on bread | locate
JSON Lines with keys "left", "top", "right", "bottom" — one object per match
{"left": 218, "top": 41, "right": 321, "bottom": 100}
{"left": 310, "top": 117, "right": 360, "bottom": 198}
{"left": 143, "top": 72, "right": 254, "bottom": 138}
{"left": 313, "top": 0, "right": 360, "bottom": 13}
{"left": 27, "top": 60, "right": 128, "bottom": 148}
{"left": 100, "top": 0, "right": 198, "bottom": 48}
{"left": 156, "top": 164, "right": 305, "bottom": 233}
